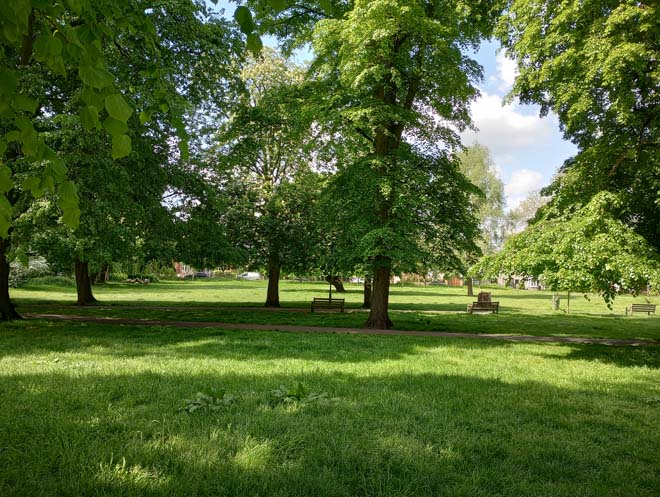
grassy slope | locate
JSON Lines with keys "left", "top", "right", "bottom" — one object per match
{"left": 13, "top": 280, "right": 660, "bottom": 341}
{"left": 1, "top": 320, "right": 659, "bottom": 497}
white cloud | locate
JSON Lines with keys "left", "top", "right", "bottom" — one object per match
{"left": 495, "top": 51, "right": 517, "bottom": 92}
{"left": 504, "top": 169, "right": 544, "bottom": 210}
{"left": 461, "top": 92, "right": 555, "bottom": 158}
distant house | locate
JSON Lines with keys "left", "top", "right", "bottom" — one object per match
{"left": 496, "top": 274, "right": 544, "bottom": 290}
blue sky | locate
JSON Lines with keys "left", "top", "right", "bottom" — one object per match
{"left": 206, "top": 1, "right": 577, "bottom": 210}
{"left": 464, "top": 39, "right": 577, "bottom": 210}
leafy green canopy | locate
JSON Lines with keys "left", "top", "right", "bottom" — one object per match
{"left": 497, "top": 1, "right": 660, "bottom": 249}
{"left": 321, "top": 144, "right": 481, "bottom": 277}
{"left": 457, "top": 143, "right": 505, "bottom": 255}
{"left": 472, "top": 192, "right": 660, "bottom": 304}
{"left": 0, "top": 0, "right": 231, "bottom": 239}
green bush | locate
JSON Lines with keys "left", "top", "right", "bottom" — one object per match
{"left": 9, "top": 257, "right": 50, "bottom": 287}
{"left": 27, "top": 275, "right": 75, "bottom": 287}
{"left": 108, "top": 272, "right": 128, "bottom": 282}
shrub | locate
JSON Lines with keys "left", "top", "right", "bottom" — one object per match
{"left": 9, "top": 257, "right": 50, "bottom": 287}
{"left": 27, "top": 275, "right": 75, "bottom": 287}
{"left": 108, "top": 272, "right": 128, "bottom": 282}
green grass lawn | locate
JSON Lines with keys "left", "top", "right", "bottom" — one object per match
{"left": 1, "top": 320, "right": 659, "bottom": 496}
{"left": 13, "top": 280, "right": 660, "bottom": 341}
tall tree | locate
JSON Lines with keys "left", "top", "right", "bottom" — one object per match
{"left": 497, "top": 1, "right": 660, "bottom": 250}
{"left": 503, "top": 190, "right": 549, "bottom": 237}
{"left": 472, "top": 192, "right": 660, "bottom": 307}
{"left": 456, "top": 143, "right": 505, "bottom": 254}
{"left": 308, "top": 0, "right": 501, "bottom": 328}
{"left": 211, "top": 49, "right": 319, "bottom": 307}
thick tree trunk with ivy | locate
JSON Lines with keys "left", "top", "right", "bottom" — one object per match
{"left": 75, "top": 258, "right": 97, "bottom": 306}
{"left": 0, "top": 238, "right": 20, "bottom": 321}
{"left": 466, "top": 277, "right": 474, "bottom": 297}
{"left": 362, "top": 275, "right": 372, "bottom": 309}
{"left": 265, "top": 256, "right": 281, "bottom": 307}
{"left": 325, "top": 275, "right": 346, "bottom": 293}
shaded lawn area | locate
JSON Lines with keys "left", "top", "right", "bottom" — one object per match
{"left": 1, "top": 321, "right": 659, "bottom": 497}
{"left": 12, "top": 280, "right": 660, "bottom": 341}
{"left": 18, "top": 305, "right": 660, "bottom": 342}
{"left": 13, "top": 279, "right": 660, "bottom": 315}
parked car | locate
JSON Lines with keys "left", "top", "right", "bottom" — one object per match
{"left": 237, "top": 272, "right": 261, "bottom": 280}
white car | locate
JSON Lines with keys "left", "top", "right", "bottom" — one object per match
{"left": 237, "top": 272, "right": 261, "bottom": 280}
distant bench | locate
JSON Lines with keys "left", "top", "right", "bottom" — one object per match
{"left": 626, "top": 303, "right": 656, "bottom": 316}
{"left": 311, "top": 297, "right": 345, "bottom": 313}
{"left": 467, "top": 301, "right": 499, "bottom": 314}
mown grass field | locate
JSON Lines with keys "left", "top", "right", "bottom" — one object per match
{"left": 3, "top": 280, "right": 660, "bottom": 496}
{"left": 13, "top": 279, "right": 660, "bottom": 341}
{"left": 1, "top": 319, "right": 659, "bottom": 497}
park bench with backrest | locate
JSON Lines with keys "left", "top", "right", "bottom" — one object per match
{"left": 467, "top": 301, "right": 500, "bottom": 314}
{"left": 311, "top": 297, "right": 345, "bottom": 313}
{"left": 625, "top": 303, "right": 656, "bottom": 316}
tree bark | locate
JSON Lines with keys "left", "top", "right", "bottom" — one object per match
{"left": 0, "top": 238, "right": 20, "bottom": 321}
{"left": 365, "top": 261, "right": 393, "bottom": 328}
{"left": 91, "top": 262, "right": 109, "bottom": 284}
{"left": 325, "top": 275, "right": 346, "bottom": 293}
{"left": 362, "top": 275, "right": 372, "bottom": 309}
{"left": 265, "top": 256, "right": 280, "bottom": 307}
{"left": 466, "top": 277, "right": 474, "bottom": 297}
{"left": 75, "top": 258, "right": 97, "bottom": 306}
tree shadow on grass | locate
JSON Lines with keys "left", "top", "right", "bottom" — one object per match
{"left": 540, "top": 344, "right": 660, "bottom": 369}
{"left": 1, "top": 367, "right": 658, "bottom": 497}
{"left": 0, "top": 320, "right": 514, "bottom": 363}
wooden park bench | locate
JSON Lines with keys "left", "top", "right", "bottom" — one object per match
{"left": 311, "top": 297, "right": 345, "bottom": 313}
{"left": 467, "top": 301, "right": 500, "bottom": 314}
{"left": 625, "top": 303, "right": 656, "bottom": 316}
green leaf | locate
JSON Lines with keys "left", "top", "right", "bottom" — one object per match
{"left": 36, "top": 33, "right": 62, "bottom": 57}
{"left": 79, "top": 105, "right": 101, "bottom": 130}
{"left": 61, "top": 205, "right": 80, "bottom": 228}
{"left": 0, "top": 165, "right": 13, "bottom": 193}
{"left": 319, "top": 0, "right": 332, "bottom": 15}
{"left": 43, "top": 147, "right": 67, "bottom": 180}
{"left": 179, "top": 140, "right": 189, "bottom": 160}
{"left": 4, "top": 131, "right": 20, "bottom": 142}
{"left": 79, "top": 62, "right": 114, "bottom": 89}
{"left": 105, "top": 94, "right": 132, "bottom": 122}
{"left": 0, "top": 139, "right": 6, "bottom": 156}
{"left": 22, "top": 176, "right": 41, "bottom": 196}
{"left": 0, "top": 69, "right": 17, "bottom": 96}
{"left": 270, "top": 0, "right": 287, "bottom": 12}
{"left": 0, "top": 194, "right": 12, "bottom": 239}
{"left": 234, "top": 6, "right": 253, "bottom": 28}
{"left": 111, "top": 134, "right": 131, "bottom": 159}
{"left": 234, "top": 6, "right": 255, "bottom": 34}
{"left": 139, "top": 111, "right": 151, "bottom": 125}
{"left": 63, "top": 0, "right": 83, "bottom": 14}
{"left": 12, "top": 93, "right": 38, "bottom": 114}
{"left": 246, "top": 34, "right": 263, "bottom": 54}
{"left": 103, "top": 116, "right": 128, "bottom": 137}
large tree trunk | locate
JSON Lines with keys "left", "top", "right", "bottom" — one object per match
{"left": 466, "top": 276, "right": 474, "bottom": 297}
{"left": 362, "top": 275, "right": 372, "bottom": 309}
{"left": 265, "top": 256, "right": 281, "bottom": 307}
{"left": 365, "top": 260, "right": 393, "bottom": 328}
{"left": 0, "top": 238, "right": 20, "bottom": 321}
{"left": 325, "top": 275, "right": 346, "bottom": 293}
{"left": 75, "top": 258, "right": 97, "bottom": 306}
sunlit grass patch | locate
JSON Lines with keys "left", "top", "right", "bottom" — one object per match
{"left": 1, "top": 320, "right": 659, "bottom": 496}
